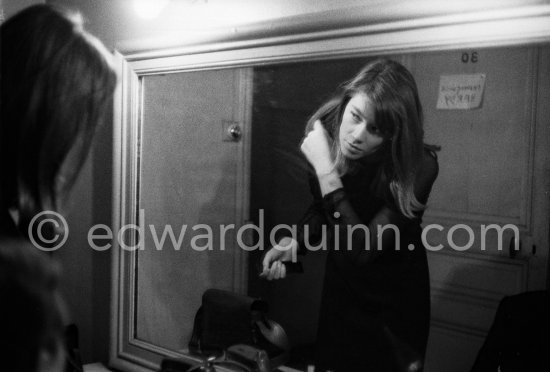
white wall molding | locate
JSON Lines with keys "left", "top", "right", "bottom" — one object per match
{"left": 119, "top": 5, "right": 550, "bottom": 62}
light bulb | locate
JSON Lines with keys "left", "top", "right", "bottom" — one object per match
{"left": 133, "top": 0, "right": 171, "bottom": 20}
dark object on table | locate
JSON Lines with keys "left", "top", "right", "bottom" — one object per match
{"left": 470, "top": 290, "right": 550, "bottom": 372}
{"left": 188, "top": 289, "right": 289, "bottom": 368}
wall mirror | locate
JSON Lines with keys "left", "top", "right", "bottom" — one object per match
{"left": 110, "top": 4, "right": 550, "bottom": 372}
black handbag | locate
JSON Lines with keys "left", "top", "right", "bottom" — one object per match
{"left": 188, "top": 289, "right": 289, "bottom": 367}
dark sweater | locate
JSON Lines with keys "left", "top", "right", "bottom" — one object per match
{"left": 294, "top": 148, "right": 439, "bottom": 372}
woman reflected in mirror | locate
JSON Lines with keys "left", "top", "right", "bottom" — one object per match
{"left": 262, "top": 59, "right": 439, "bottom": 371}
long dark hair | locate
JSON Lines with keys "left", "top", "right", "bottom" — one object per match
{"left": 306, "top": 59, "right": 439, "bottom": 218}
{"left": 0, "top": 5, "right": 117, "bottom": 235}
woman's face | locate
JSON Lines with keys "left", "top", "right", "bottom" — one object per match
{"left": 338, "top": 93, "right": 385, "bottom": 160}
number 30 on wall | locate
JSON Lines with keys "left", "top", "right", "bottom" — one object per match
{"left": 461, "top": 51, "right": 479, "bottom": 63}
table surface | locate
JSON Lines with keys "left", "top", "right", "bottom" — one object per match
{"left": 83, "top": 362, "right": 304, "bottom": 372}
{"left": 83, "top": 363, "right": 112, "bottom": 372}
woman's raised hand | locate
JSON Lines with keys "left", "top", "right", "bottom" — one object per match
{"left": 261, "top": 237, "right": 298, "bottom": 280}
{"left": 300, "top": 120, "right": 333, "bottom": 175}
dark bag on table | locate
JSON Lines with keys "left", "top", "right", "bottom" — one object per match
{"left": 187, "top": 288, "right": 289, "bottom": 369}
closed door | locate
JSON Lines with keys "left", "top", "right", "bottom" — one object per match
{"left": 409, "top": 46, "right": 550, "bottom": 372}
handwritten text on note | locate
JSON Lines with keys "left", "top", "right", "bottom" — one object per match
{"left": 437, "top": 74, "right": 486, "bottom": 110}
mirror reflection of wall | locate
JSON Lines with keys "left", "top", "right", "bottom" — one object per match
{"left": 122, "top": 43, "right": 549, "bottom": 372}
{"left": 136, "top": 69, "right": 249, "bottom": 349}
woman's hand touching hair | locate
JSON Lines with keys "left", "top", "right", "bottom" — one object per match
{"left": 300, "top": 120, "right": 334, "bottom": 176}
{"left": 302, "top": 120, "right": 344, "bottom": 196}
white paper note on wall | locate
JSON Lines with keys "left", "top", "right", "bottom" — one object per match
{"left": 436, "top": 74, "right": 486, "bottom": 110}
